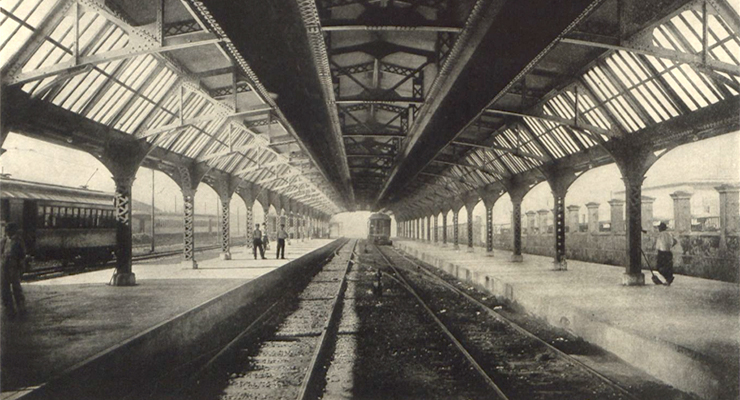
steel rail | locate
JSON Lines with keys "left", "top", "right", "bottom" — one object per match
{"left": 297, "top": 239, "right": 357, "bottom": 400}
{"left": 373, "top": 245, "right": 510, "bottom": 400}
{"left": 22, "top": 244, "right": 227, "bottom": 280}
{"left": 388, "top": 246, "right": 641, "bottom": 400}
{"left": 137, "top": 239, "right": 353, "bottom": 399}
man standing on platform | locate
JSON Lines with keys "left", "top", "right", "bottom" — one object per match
{"left": 1, "top": 223, "right": 27, "bottom": 320}
{"left": 253, "top": 224, "right": 266, "bottom": 260}
{"left": 655, "top": 222, "right": 677, "bottom": 286}
{"left": 276, "top": 224, "right": 288, "bottom": 259}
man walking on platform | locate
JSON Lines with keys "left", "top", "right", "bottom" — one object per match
{"left": 253, "top": 224, "right": 266, "bottom": 260}
{"left": 655, "top": 222, "right": 677, "bottom": 285}
{"left": 276, "top": 224, "right": 288, "bottom": 259}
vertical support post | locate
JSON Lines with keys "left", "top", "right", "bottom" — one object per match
{"left": 426, "top": 215, "right": 431, "bottom": 242}
{"left": 670, "top": 191, "right": 693, "bottom": 233}
{"left": 219, "top": 194, "right": 231, "bottom": 260}
{"left": 587, "top": 202, "right": 600, "bottom": 233}
{"left": 567, "top": 205, "right": 580, "bottom": 233}
{"left": 552, "top": 192, "right": 567, "bottom": 270}
{"left": 641, "top": 196, "right": 656, "bottom": 232}
{"left": 453, "top": 210, "right": 460, "bottom": 250}
{"left": 467, "top": 207, "right": 474, "bottom": 252}
{"left": 538, "top": 209, "right": 549, "bottom": 235}
{"left": 486, "top": 204, "right": 493, "bottom": 256}
{"left": 526, "top": 211, "right": 537, "bottom": 235}
{"left": 182, "top": 189, "right": 197, "bottom": 269}
{"left": 246, "top": 202, "right": 253, "bottom": 251}
{"left": 434, "top": 213, "right": 439, "bottom": 243}
{"left": 608, "top": 199, "right": 625, "bottom": 234}
{"left": 150, "top": 169, "right": 156, "bottom": 253}
{"left": 510, "top": 197, "right": 523, "bottom": 262}
{"left": 111, "top": 175, "right": 136, "bottom": 286}
{"left": 442, "top": 211, "right": 448, "bottom": 246}
{"left": 716, "top": 184, "right": 740, "bottom": 250}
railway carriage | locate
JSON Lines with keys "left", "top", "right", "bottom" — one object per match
{"left": 0, "top": 176, "right": 117, "bottom": 265}
{"left": 368, "top": 213, "right": 392, "bottom": 245}
{"left": 0, "top": 176, "right": 220, "bottom": 267}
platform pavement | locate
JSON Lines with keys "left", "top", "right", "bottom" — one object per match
{"left": 395, "top": 239, "right": 739, "bottom": 400}
{"left": 0, "top": 239, "right": 333, "bottom": 399}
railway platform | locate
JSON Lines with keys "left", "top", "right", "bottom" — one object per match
{"left": 0, "top": 239, "right": 334, "bottom": 400}
{"left": 395, "top": 239, "right": 739, "bottom": 400}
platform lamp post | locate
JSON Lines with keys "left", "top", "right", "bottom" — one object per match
{"left": 151, "top": 168, "right": 155, "bottom": 253}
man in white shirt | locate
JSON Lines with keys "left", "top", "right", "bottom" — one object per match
{"left": 276, "top": 224, "right": 289, "bottom": 259}
{"left": 655, "top": 222, "right": 677, "bottom": 285}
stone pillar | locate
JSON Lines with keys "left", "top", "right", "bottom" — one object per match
{"left": 453, "top": 210, "right": 460, "bottom": 250}
{"left": 442, "top": 212, "right": 448, "bottom": 246}
{"left": 537, "top": 209, "right": 549, "bottom": 235}
{"left": 716, "top": 184, "right": 740, "bottom": 250}
{"left": 567, "top": 205, "right": 580, "bottom": 233}
{"left": 716, "top": 184, "right": 740, "bottom": 234}
{"left": 608, "top": 199, "right": 625, "bottom": 234}
{"left": 641, "top": 196, "right": 655, "bottom": 232}
{"left": 526, "top": 211, "right": 536, "bottom": 235}
{"left": 670, "top": 191, "right": 693, "bottom": 233}
{"left": 111, "top": 175, "right": 136, "bottom": 286}
{"left": 218, "top": 195, "right": 232, "bottom": 260}
{"left": 586, "top": 202, "right": 600, "bottom": 233}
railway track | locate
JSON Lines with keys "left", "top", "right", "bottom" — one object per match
{"left": 141, "top": 239, "right": 358, "bottom": 400}
{"left": 372, "top": 244, "right": 639, "bottom": 400}
{"left": 23, "top": 244, "right": 224, "bottom": 280}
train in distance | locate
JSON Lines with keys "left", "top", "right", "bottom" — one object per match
{"left": 368, "top": 213, "right": 392, "bottom": 245}
{"left": 0, "top": 176, "right": 218, "bottom": 267}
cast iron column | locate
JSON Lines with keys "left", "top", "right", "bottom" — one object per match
{"left": 433, "top": 214, "right": 438, "bottom": 243}
{"left": 486, "top": 204, "right": 493, "bottom": 256}
{"left": 453, "top": 210, "right": 459, "bottom": 250}
{"left": 442, "top": 212, "right": 447, "bottom": 246}
{"left": 219, "top": 194, "right": 232, "bottom": 260}
{"left": 111, "top": 175, "right": 136, "bottom": 285}
{"left": 467, "top": 207, "right": 474, "bottom": 252}
{"left": 182, "top": 188, "right": 197, "bottom": 268}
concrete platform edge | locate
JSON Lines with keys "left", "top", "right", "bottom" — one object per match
{"left": 396, "top": 243, "right": 723, "bottom": 400}
{"left": 16, "top": 239, "right": 347, "bottom": 400}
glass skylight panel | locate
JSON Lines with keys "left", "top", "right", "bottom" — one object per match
{"left": 0, "top": 0, "right": 55, "bottom": 70}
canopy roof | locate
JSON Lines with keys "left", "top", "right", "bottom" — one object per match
{"left": 2, "top": 0, "right": 739, "bottom": 216}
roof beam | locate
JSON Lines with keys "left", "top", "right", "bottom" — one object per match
{"left": 234, "top": 159, "right": 288, "bottom": 176}
{"left": 322, "top": 25, "right": 462, "bottom": 33}
{"left": 431, "top": 159, "right": 502, "bottom": 177}
{"left": 484, "top": 109, "right": 615, "bottom": 138}
{"left": 198, "top": 141, "right": 264, "bottom": 162}
{"left": 560, "top": 37, "right": 740, "bottom": 77}
{"left": 4, "top": 31, "right": 227, "bottom": 86}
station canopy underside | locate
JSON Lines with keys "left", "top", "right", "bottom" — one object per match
{"left": 1, "top": 0, "right": 739, "bottom": 217}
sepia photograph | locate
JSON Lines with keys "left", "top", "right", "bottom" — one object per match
{"left": 0, "top": 0, "right": 739, "bottom": 399}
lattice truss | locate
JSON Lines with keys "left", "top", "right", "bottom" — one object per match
{"left": 395, "top": 0, "right": 740, "bottom": 212}
{"left": 0, "top": 0, "right": 341, "bottom": 214}
{"left": 219, "top": 198, "right": 230, "bottom": 253}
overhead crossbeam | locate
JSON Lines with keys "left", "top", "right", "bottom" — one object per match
{"left": 431, "top": 159, "right": 502, "bottom": 177}
{"left": 484, "top": 109, "right": 615, "bottom": 138}
{"left": 4, "top": 30, "right": 227, "bottom": 86}
{"left": 560, "top": 37, "right": 740, "bottom": 77}
{"left": 322, "top": 25, "right": 462, "bottom": 33}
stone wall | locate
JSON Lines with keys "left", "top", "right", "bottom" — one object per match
{"left": 493, "top": 231, "right": 740, "bottom": 282}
